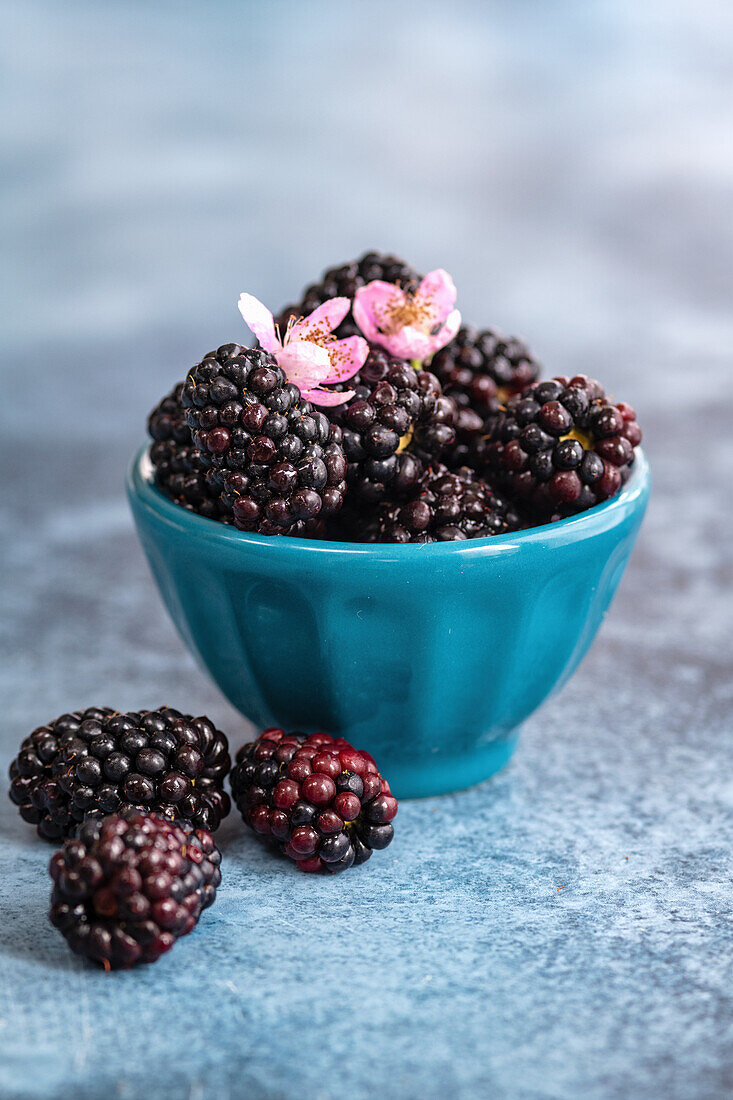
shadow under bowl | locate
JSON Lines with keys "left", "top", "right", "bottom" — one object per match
{"left": 127, "top": 447, "right": 650, "bottom": 798}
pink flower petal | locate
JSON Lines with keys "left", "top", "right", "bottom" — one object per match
{"left": 352, "top": 296, "right": 379, "bottom": 345}
{"left": 429, "top": 307, "right": 462, "bottom": 354}
{"left": 276, "top": 341, "right": 332, "bottom": 391}
{"left": 290, "top": 297, "right": 351, "bottom": 343}
{"left": 358, "top": 280, "right": 406, "bottom": 312}
{"left": 378, "top": 326, "right": 436, "bottom": 361}
{"left": 302, "top": 387, "right": 355, "bottom": 407}
{"left": 353, "top": 281, "right": 405, "bottom": 344}
{"left": 325, "top": 335, "right": 369, "bottom": 384}
{"left": 414, "top": 269, "right": 457, "bottom": 326}
{"left": 237, "top": 293, "right": 279, "bottom": 353}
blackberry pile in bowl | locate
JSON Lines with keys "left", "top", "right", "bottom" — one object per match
{"left": 129, "top": 253, "right": 650, "bottom": 796}
{"left": 144, "top": 251, "right": 643, "bottom": 543}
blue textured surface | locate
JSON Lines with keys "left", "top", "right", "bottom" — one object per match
{"left": 2, "top": 2, "right": 733, "bottom": 1098}
{"left": 128, "top": 448, "right": 650, "bottom": 797}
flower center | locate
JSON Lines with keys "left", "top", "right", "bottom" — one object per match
{"left": 375, "top": 292, "right": 436, "bottom": 336}
{"left": 561, "top": 427, "right": 593, "bottom": 449}
{"left": 397, "top": 427, "right": 414, "bottom": 453}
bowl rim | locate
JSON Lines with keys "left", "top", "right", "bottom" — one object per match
{"left": 128, "top": 444, "right": 650, "bottom": 559}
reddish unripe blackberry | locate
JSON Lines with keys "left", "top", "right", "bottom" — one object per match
{"left": 230, "top": 730, "right": 397, "bottom": 874}
{"left": 431, "top": 325, "right": 540, "bottom": 416}
{"left": 8, "top": 706, "right": 231, "bottom": 841}
{"left": 486, "top": 376, "right": 642, "bottom": 518}
{"left": 49, "top": 811, "right": 221, "bottom": 969}
{"left": 182, "top": 344, "right": 347, "bottom": 534}
{"left": 277, "top": 251, "right": 421, "bottom": 339}
{"left": 328, "top": 349, "right": 456, "bottom": 504}
{"left": 359, "top": 464, "right": 522, "bottom": 543}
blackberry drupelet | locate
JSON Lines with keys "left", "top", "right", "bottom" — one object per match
{"left": 359, "top": 464, "right": 522, "bottom": 542}
{"left": 230, "top": 729, "right": 397, "bottom": 874}
{"left": 8, "top": 706, "right": 231, "bottom": 841}
{"left": 486, "top": 375, "right": 642, "bottom": 518}
{"left": 328, "top": 349, "right": 456, "bottom": 504}
{"left": 49, "top": 811, "right": 221, "bottom": 969}
{"left": 278, "top": 251, "right": 422, "bottom": 339}
{"left": 182, "top": 344, "right": 347, "bottom": 534}
{"left": 148, "top": 384, "right": 225, "bottom": 520}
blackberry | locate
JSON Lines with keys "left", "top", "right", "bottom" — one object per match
{"left": 486, "top": 375, "right": 642, "bottom": 518}
{"left": 360, "top": 464, "right": 522, "bottom": 543}
{"left": 49, "top": 811, "right": 221, "bottom": 969}
{"left": 432, "top": 325, "right": 540, "bottom": 414}
{"left": 8, "top": 706, "right": 231, "bottom": 841}
{"left": 278, "top": 251, "right": 421, "bottom": 339}
{"left": 432, "top": 327, "right": 540, "bottom": 469}
{"left": 148, "top": 384, "right": 225, "bottom": 521}
{"left": 182, "top": 344, "right": 347, "bottom": 534}
{"left": 328, "top": 349, "right": 456, "bottom": 504}
{"left": 230, "top": 729, "right": 397, "bottom": 874}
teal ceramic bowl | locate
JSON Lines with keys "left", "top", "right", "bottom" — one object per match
{"left": 128, "top": 447, "right": 650, "bottom": 798}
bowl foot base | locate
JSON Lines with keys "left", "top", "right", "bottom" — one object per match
{"left": 385, "top": 732, "right": 520, "bottom": 800}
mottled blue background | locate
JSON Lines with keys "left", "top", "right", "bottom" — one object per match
{"left": 1, "top": 2, "right": 732, "bottom": 1098}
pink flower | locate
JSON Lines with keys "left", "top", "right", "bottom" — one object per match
{"left": 352, "top": 269, "right": 461, "bottom": 362}
{"left": 237, "top": 293, "right": 368, "bottom": 406}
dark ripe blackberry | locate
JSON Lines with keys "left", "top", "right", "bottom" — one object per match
{"left": 49, "top": 811, "right": 221, "bottom": 969}
{"left": 182, "top": 344, "right": 347, "bottom": 533}
{"left": 147, "top": 384, "right": 224, "bottom": 521}
{"left": 229, "top": 729, "right": 397, "bottom": 874}
{"left": 8, "top": 706, "right": 231, "bottom": 841}
{"left": 361, "top": 464, "right": 522, "bottom": 543}
{"left": 443, "top": 403, "right": 506, "bottom": 472}
{"left": 277, "top": 251, "right": 422, "bottom": 339}
{"left": 328, "top": 348, "right": 456, "bottom": 504}
{"left": 431, "top": 325, "right": 541, "bottom": 418}
{"left": 486, "top": 375, "right": 643, "bottom": 518}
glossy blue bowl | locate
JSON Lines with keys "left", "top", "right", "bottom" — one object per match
{"left": 127, "top": 447, "right": 650, "bottom": 798}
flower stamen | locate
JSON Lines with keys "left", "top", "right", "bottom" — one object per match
{"left": 375, "top": 291, "right": 436, "bottom": 336}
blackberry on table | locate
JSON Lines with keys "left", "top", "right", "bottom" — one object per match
{"left": 358, "top": 464, "right": 522, "bottom": 543}
{"left": 49, "top": 811, "right": 221, "bottom": 969}
{"left": 230, "top": 729, "right": 397, "bottom": 874}
{"left": 486, "top": 375, "right": 642, "bottom": 518}
{"left": 329, "top": 348, "right": 456, "bottom": 504}
{"left": 278, "top": 251, "right": 422, "bottom": 339}
{"left": 8, "top": 706, "right": 231, "bottom": 841}
{"left": 182, "top": 344, "right": 347, "bottom": 534}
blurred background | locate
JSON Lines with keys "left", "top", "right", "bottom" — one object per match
{"left": 4, "top": 0, "right": 731, "bottom": 730}
{"left": 1, "top": 2, "right": 732, "bottom": 1098}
